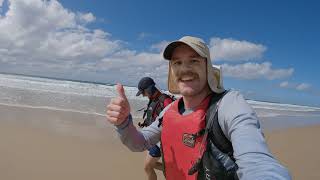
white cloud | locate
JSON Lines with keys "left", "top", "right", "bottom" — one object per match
{"left": 0, "top": 0, "right": 4, "bottom": 10}
{"left": 279, "top": 81, "right": 312, "bottom": 92}
{"left": 0, "top": 1, "right": 167, "bottom": 89}
{"left": 0, "top": 0, "right": 302, "bottom": 89}
{"left": 280, "top": 81, "right": 289, "bottom": 88}
{"left": 209, "top": 38, "right": 266, "bottom": 61}
{"left": 221, "top": 62, "right": 294, "bottom": 80}
{"left": 150, "top": 40, "right": 169, "bottom": 52}
{"left": 0, "top": 0, "right": 120, "bottom": 64}
{"left": 88, "top": 49, "right": 169, "bottom": 87}
{"left": 0, "top": 0, "right": 169, "bottom": 87}
{"left": 296, "top": 83, "right": 311, "bottom": 91}
{"left": 77, "top": 12, "right": 96, "bottom": 24}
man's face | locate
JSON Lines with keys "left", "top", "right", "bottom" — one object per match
{"left": 142, "top": 90, "right": 152, "bottom": 99}
{"left": 170, "top": 44, "right": 209, "bottom": 97}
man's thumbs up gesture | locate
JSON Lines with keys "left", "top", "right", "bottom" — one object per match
{"left": 106, "top": 83, "right": 131, "bottom": 126}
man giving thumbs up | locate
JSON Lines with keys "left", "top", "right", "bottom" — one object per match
{"left": 106, "top": 83, "right": 130, "bottom": 126}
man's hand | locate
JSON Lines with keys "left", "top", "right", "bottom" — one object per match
{"left": 106, "top": 83, "right": 131, "bottom": 126}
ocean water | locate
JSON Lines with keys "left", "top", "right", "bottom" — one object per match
{"left": 1, "top": 73, "right": 320, "bottom": 132}
{"left": 0, "top": 73, "right": 148, "bottom": 117}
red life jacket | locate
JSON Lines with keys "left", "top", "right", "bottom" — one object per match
{"left": 161, "top": 96, "right": 211, "bottom": 180}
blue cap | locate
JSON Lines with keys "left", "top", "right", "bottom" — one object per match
{"left": 136, "top": 77, "right": 155, "bottom": 96}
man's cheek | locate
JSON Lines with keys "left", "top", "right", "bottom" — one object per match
{"left": 172, "top": 68, "right": 181, "bottom": 78}
{"left": 190, "top": 67, "right": 201, "bottom": 76}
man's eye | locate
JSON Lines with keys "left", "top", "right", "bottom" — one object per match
{"left": 172, "top": 61, "right": 181, "bottom": 65}
{"left": 191, "top": 59, "right": 200, "bottom": 63}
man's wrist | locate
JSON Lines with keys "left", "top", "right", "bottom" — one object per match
{"left": 116, "top": 114, "right": 132, "bottom": 130}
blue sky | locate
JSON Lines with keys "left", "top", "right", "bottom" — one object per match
{"left": 0, "top": 0, "right": 319, "bottom": 106}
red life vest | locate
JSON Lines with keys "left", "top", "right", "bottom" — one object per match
{"left": 161, "top": 96, "right": 211, "bottom": 180}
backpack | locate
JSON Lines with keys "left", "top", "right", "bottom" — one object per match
{"left": 138, "top": 93, "right": 176, "bottom": 128}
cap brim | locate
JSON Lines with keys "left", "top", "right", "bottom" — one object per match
{"left": 163, "top": 41, "right": 207, "bottom": 60}
{"left": 136, "top": 90, "right": 143, "bottom": 96}
{"left": 163, "top": 41, "right": 186, "bottom": 60}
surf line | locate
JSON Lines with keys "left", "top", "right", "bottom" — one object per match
{"left": 0, "top": 102, "right": 105, "bottom": 116}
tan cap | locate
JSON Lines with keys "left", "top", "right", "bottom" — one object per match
{"left": 163, "top": 36, "right": 224, "bottom": 94}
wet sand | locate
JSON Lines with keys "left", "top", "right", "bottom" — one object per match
{"left": 0, "top": 104, "right": 319, "bottom": 180}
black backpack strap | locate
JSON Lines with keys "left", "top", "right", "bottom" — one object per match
{"left": 206, "top": 90, "right": 234, "bottom": 158}
{"left": 189, "top": 90, "right": 235, "bottom": 176}
{"left": 143, "top": 99, "right": 152, "bottom": 119}
{"left": 138, "top": 98, "right": 156, "bottom": 128}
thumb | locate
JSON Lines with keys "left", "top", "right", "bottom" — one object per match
{"left": 116, "top": 83, "right": 127, "bottom": 99}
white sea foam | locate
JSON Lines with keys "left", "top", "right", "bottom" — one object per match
{"left": 0, "top": 73, "right": 141, "bottom": 98}
{"left": 247, "top": 100, "right": 320, "bottom": 112}
{"left": 0, "top": 73, "right": 319, "bottom": 119}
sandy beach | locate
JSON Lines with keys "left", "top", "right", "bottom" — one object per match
{"left": 0, "top": 104, "right": 163, "bottom": 180}
{"left": 0, "top": 104, "right": 319, "bottom": 180}
{"left": 265, "top": 126, "right": 320, "bottom": 180}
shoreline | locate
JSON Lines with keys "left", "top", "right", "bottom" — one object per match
{"left": 1, "top": 103, "right": 320, "bottom": 131}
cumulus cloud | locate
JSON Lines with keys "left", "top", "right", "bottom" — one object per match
{"left": 280, "top": 81, "right": 289, "bottom": 88}
{"left": 77, "top": 12, "right": 96, "bottom": 24}
{"left": 150, "top": 40, "right": 169, "bottom": 52}
{"left": 0, "top": 0, "right": 4, "bottom": 8}
{"left": 279, "top": 81, "right": 312, "bottom": 92}
{"left": 209, "top": 38, "right": 266, "bottom": 61}
{"left": 0, "top": 1, "right": 115, "bottom": 62}
{"left": 221, "top": 62, "right": 294, "bottom": 80}
{"left": 0, "top": 0, "right": 171, "bottom": 87}
{"left": 296, "top": 83, "right": 311, "bottom": 91}
{"left": 0, "top": 0, "right": 4, "bottom": 7}
{"left": 0, "top": 0, "right": 301, "bottom": 89}
{"left": 0, "top": 0, "right": 119, "bottom": 63}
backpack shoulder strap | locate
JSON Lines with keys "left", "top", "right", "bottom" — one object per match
{"left": 158, "top": 93, "right": 175, "bottom": 108}
{"left": 156, "top": 94, "right": 168, "bottom": 113}
{"left": 206, "top": 90, "right": 234, "bottom": 157}
{"left": 159, "top": 93, "right": 175, "bottom": 102}
{"left": 158, "top": 93, "right": 168, "bottom": 104}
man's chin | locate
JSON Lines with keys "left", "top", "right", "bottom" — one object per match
{"left": 179, "top": 88, "right": 197, "bottom": 97}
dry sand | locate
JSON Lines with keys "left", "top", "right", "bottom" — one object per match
{"left": 0, "top": 104, "right": 319, "bottom": 180}
{"left": 265, "top": 125, "right": 320, "bottom": 180}
{"left": 0, "top": 104, "right": 164, "bottom": 180}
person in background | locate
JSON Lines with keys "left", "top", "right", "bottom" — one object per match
{"left": 135, "top": 77, "right": 174, "bottom": 180}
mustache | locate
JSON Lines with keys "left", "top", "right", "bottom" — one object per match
{"left": 176, "top": 71, "right": 199, "bottom": 81}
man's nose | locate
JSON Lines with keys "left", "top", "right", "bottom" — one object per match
{"left": 181, "top": 61, "right": 193, "bottom": 69}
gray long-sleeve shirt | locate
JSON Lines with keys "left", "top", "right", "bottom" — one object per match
{"left": 116, "top": 91, "right": 291, "bottom": 180}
